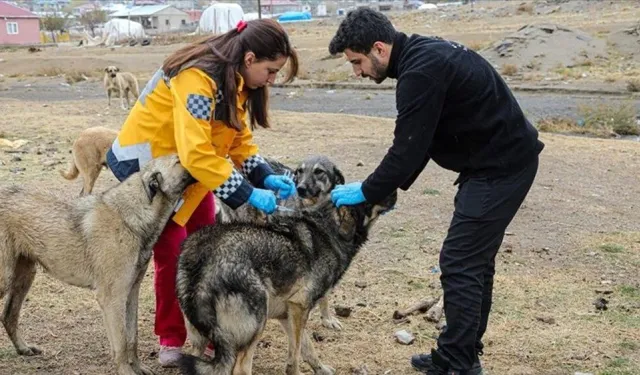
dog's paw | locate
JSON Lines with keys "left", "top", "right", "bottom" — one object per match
{"left": 18, "top": 346, "right": 42, "bottom": 356}
{"left": 321, "top": 316, "right": 343, "bottom": 331}
{"left": 314, "top": 365, "right": 336, "bottom": 375}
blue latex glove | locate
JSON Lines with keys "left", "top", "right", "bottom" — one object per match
{"left": 331, "top": 182, "right": 366, "bottom": 207}
{"left": 247, "top": 188, "right": 277, "bottom": 214}
{"left": 263, "top": 174, "right": 296, "bottom": 199}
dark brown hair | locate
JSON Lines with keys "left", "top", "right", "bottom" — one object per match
{"left": 162, "top": 19, "right": 298, "bottom": 130}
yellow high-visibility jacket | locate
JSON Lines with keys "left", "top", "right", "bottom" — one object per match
{"left": 106, "top": 66, "right": 274, "bottom": 226}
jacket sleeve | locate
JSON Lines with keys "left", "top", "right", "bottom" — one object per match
{"left": 170, "top": 68, "right": 253, "bottom": 209}
{"left": 227, "top": 113, "right": 275, "bottom": 188}
{"left": 361, "top": 72, "right": 446, "bottom": 204}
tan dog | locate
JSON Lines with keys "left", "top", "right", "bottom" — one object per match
{"left": 103, "top": 66, "right": 140, "bottom": 110}
{"left": 60, "top": 126, "right": 118, "bottom": 196}
{"left": 0, "top": 154, "right": 195, "bottom": 375}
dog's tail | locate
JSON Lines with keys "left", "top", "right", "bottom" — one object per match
{"left": 59, "top": 158, "right": 79, "bottom": 180}
{"left": 179, "top": 339, "right": 235, "bottom": 375}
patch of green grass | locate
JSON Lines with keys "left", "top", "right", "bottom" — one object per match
{"left": 423, "top": 188, "right": 440, "bottom": 196}
{"left": 0, "top": 347, "right": 16, "bottom": 360}
{"left": 618, "top": 339, "right": 639, "bottom": 351}
{"left": 599, "top": 243, "right": 625, "bottom": 253}
{"left": 599, "top": 357, "right": 640, "bottom": 375}
{"left": 620, "top": 285, "right": 640, "bottom": 299}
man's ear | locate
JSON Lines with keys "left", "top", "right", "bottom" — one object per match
{"left": 372, "top": 41, "right": 387, "bottom": 56}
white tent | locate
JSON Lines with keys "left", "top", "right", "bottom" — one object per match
{"left": 100, "top": 18, "right": 146, "bottom": 45}
{"left": 198, "top": 3, "right": 244, "bottom": 34}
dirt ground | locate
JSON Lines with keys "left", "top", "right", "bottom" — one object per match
{"left": 0, "top": 97, "right": 639, "bottom": 375}
{"left": 0, "top": 1, "right": 639, "bottom": 374}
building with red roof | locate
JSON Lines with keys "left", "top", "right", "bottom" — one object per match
{"left": 0, "top": 1, "right": 40, "bottom": 45}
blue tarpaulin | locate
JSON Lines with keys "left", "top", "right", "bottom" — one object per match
{"left": 278, "top": 11, "right": 312, "bottom": 23}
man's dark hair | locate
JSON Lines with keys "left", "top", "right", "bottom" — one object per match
{"left": 329, "top": 8, "right": 396, "bottom": 55}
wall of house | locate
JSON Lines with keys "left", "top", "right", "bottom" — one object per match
{"left": 157, "top": 14, "right": 189, "bottom": 32}
{"left": 0, "top": 18, "right": 41, "bottom": 45}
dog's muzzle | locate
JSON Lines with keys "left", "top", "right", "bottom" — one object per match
{"left": 110, "top": 74, "right": 117, "bottom": 78}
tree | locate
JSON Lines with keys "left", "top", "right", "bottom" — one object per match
{"left": 40, "top": 15, "right": 68, "bottom": 43}
{"left": 80, "top": 8, "right": 108, "bottom": 37}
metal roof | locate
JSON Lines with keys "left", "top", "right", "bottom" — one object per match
{"left": 110, "top": 4, "right": 174, "bottom": 17}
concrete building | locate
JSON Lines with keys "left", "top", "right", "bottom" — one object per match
{"left": 110, "top": 4, "right": 190, "bottom": 33}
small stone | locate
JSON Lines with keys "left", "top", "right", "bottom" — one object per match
{"left": 356, "top": 161, "right": 364, "bottom": 167}
{"left": 11, "top": 156, "right": 22, "bottom": 162}
{"left": 355, "top": 280, "right": 367, "bottom": 289}
{"left": 334, "top": 305, "right": 352, "bottom": 318}
{"left": 351, "top": 365, "right": 369, "bottom": 375}
{"left": 601, "top": 280, "right": 613, "bottom": 285}
{"left": 593, "top": 297, "right": 608, "bottom": 311}
{"left": 503, "top": 244, "right": 513, "bottom": 253}
{"left": 535, "top": 315, "right": 556, "bottom": 324}
{"left": 42, "top": 160, "right": 58, "bottom": 167}
{"left": 10, "top": 167, "right": 25, "bottom": 173}
{"left": 394, "top": 329, "right": 415, "bottom": 345}
{"left": 311, "top": 331, "right": 324, "bottom": 342}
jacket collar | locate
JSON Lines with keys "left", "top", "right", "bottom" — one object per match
{"left": 386, "top": 32, "right": 408, "bottom": 80}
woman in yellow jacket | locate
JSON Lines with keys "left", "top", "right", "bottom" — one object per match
{"left": 105, "top": 19, "right": 298, "bottom": 367}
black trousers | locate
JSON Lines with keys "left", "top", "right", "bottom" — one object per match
{"left": 435, "top": 156, "right": 539, "bottom": 371}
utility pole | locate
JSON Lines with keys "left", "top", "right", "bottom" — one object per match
{"left": 258, "top": 0, "right": 262, "bottom": 19}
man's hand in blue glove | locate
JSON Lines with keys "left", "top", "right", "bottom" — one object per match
{"left": 263, "top": 174, "right": 296, "bottom": 199}
{"left": 331, "top": 182, "right": 366, "bottom": 207}
{"left": 247, "top": 188, "right": 277, "bottom": 214}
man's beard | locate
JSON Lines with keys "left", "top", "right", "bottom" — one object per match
{"left": 363, "top": 54, "right": 387, "bottom": 84}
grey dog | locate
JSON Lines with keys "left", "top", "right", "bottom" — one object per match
{"left": 215, "top": 155, "right": 347, "bottom": 330}
{"left": 176, "top": 190, "right": 398, "bottom": 375}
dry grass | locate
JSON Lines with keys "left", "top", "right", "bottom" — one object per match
{"left": 37, "top": 66, "right": 65, "bottom": 77}
{"left": 35, "top": 66, "right": 101, "bottom": 84}
{"left": 501, "top": 64, "right": 518, "bottom": 76}
{"left": 578, "top": 101, "right": 639, "bottom": 136}
{"left": 537, "top": 100, "right": 639, "bottom": 137}
{"left": 516, "top": 2, "right": 535, "bottom": 15}
{"left": 151, "top": 32, "right": 204, "bottom": 46}
{"left": 627, "top": 78, "right": 640, "bottom": 93}
{"left": 466, "top": 40, "right": 492, "bottom": 52}
{"left": 537, "top": 117, "right": 612, "bottom": 137}
{"left": 324, "top": 70, "right": 351, "bottom": 82}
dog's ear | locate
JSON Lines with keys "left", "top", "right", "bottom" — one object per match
{"left": 333, "top": 166, "right": 345, "bottom": 185}
{"left": 115, "top": 67, "right": 120, "bottom": 72}
{"left": 144, "top": 172, "right": 163, "bottom": 203}
{"left": 337, "top": 206, "right": 356, "bottom": 240}
{"left": 104, "top": 67, "right": 109, "bottom": 72}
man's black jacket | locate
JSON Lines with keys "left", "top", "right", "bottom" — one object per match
{"left": 361, "top": 32, "right": 544, "bottom": 204}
